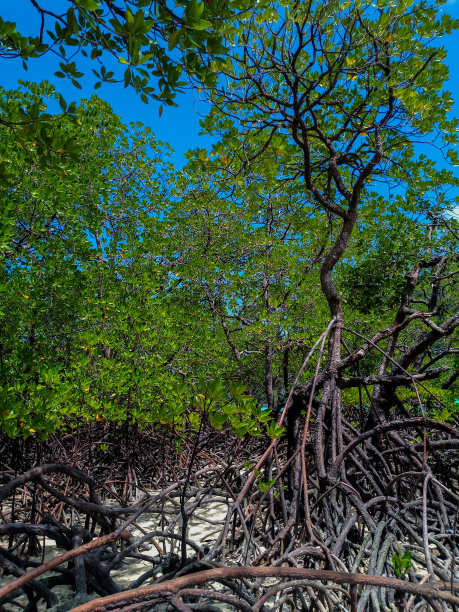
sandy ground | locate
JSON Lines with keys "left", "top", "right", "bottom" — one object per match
{"left": 1, "top": 501, "right": 229, "bottom": 611}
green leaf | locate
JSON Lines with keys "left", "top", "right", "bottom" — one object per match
{"left": 126, "top": 9, "right": 134, "bottom": 28}
{"left": 191, "top": 20, "right": 212, "bottom": 31}
{"left": 168, "top": 29, "right": 181, "bottom": 51}
{"left": 267, "top": 422, "right": 285, "bottom": 439}
{"left": 185, "top": 0, "right": 204, "bottom": 21}
{"left": 209, "top": 410, "right": 227, "bottom": 429}
{"left": 76, "top": 0, "right": 100, "bottom": 10}
{"left": 392, "top": 549, "right": 412, "bottom": 579}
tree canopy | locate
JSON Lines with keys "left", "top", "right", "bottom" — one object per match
{"left": 0, "top": 0, "right": 457, "bottom": 502}
{"left": 0, "top": 0, "right": 247, "bottom": 104}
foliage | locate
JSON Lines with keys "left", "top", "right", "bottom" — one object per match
{"left": 0, "top": 0, "right": 246, "bottom": 105}
{"left": 0, "top": 85, "right": 172, "bottom": 437}
{"left": 0, "top": 0, "right": 247, "bottom": 188}
{"left": 0, "top": 83, "right": 283, "bottom": 440}
{"left": 392, "top": 549, "right": 413, "bottom": 579}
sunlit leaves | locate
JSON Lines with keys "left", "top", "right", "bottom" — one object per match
{"left": 1, "top": 0, "right": 244, "bottom": 105}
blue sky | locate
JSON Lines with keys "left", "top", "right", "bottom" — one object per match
{"left": 1, "top": 1, "right": 459, "bottom": 174}
{"left": 0, "top": 1, "right": 215, "bottom": 165}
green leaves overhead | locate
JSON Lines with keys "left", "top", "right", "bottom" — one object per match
{"left": 0, "top": 0, "right": 247, "bottom": 105}
{"left": 200, "top": 0, "right": 459, "bottom": 219}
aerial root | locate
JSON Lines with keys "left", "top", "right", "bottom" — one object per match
{"left": 1, "top": 408, "right": 458, "bottom": 611}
